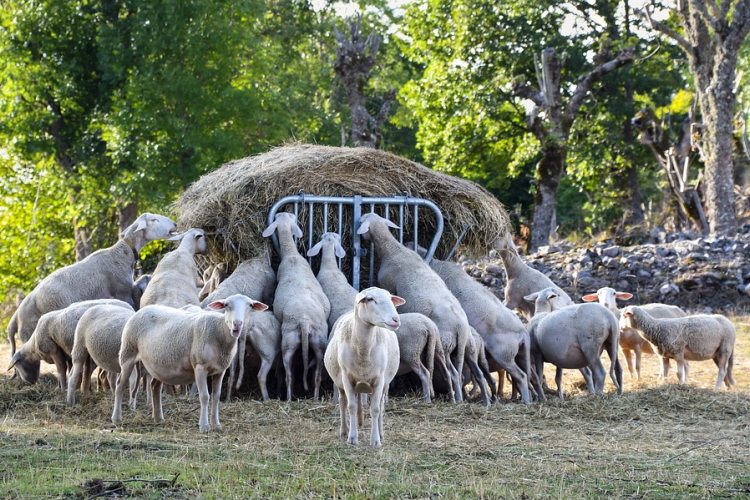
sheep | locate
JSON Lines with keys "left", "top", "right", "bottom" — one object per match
{"left": 620, "top": 306, "right": 736, "bottom": 389}
{"left": 324, "top": 287, "right": 403, "bottom": 447}
{"left": 262, "top": 212, "right": 330, "bottom": 401}
{"left": 524, "top": 288, "right": 623, "bottom": 401}
{"left": 393, "top": 312, "right": 453, "bottom": 403}
{"left": 425, "top": 254, "right": 532, "bottom": 404}
{"left": 8, "top": 213, "right": 176, "bottom": 354}
{"left": 307, "top": 232, "right": 357, "bottom": 330}
{"left": 198, "top": 256, "right": 277, "bottom": 401}
{"left": 131, "top": 274, "right": 152, "bottom": 310}
{"left": 357, "top": 213, "right": 469, "bottom": 403}
{"left": 582, "top": 287, "right": 688, "bottom": 380}
{"left": 492, "top": 232, "right": 573, "bottom": 321}
{"left": 112, "top": 294, "right": 269, "bottom": 432}
{"left": 230, "top": 310, "right": 282, "bottom": 402}
{"left": 139, "top": 228, "right": 208, "bottom": 308}
{"left": 8, "top": 299, "right": 134, "bottom": 388}
{"left": 66, "top": 303, "right": 137, "bottom": 406}
{"left": 198, "top": 263, "right": 228, "bottom": 302}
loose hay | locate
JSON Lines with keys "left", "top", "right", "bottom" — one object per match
{"left": 173, "top": 144, "right": 511, "bottom": 269}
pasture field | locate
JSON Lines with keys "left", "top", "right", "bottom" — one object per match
{"left": 0, "top": 318, "right": 749, "bottom": 499}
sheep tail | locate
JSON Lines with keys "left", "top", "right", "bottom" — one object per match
{"left": 424, "top": 325, "right": 437, "bottom": 385}
{"left": 8, "top": 311, "right": 18, "bottom": 355}
{"left": 301, "top": 319, "right": 311, "bottom": 392}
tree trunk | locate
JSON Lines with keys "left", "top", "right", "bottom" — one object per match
{"left": 118, "top": 200, "right": 138, "bottom": 235}
{"left": 529, "top": 144, "right": 566, "bottom": 250}
{"left": 623, "top": 78, "right": 645, "bottom": 224}
{"left": 74, "top": 224, "right": 92, "bottom": 261}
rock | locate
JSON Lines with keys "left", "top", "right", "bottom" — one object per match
{"left": 655, "top": 247, "right": 673, "bottom": 258}
{"left": 536, "top": 245, "right": 562, "bottom": 256}
{"left": 602, "top": 256, "right": 619, "bottom": 269}
{"left": 602, "top": 245, "right": 620, "bottom": 257}
{"left": 485, "top": 265, "right": 504, "bottom": 276}
{"left": 659, "top": 283, "right": 679, "bottom": 295}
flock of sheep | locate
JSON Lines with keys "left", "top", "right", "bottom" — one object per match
{"left": 5, "top": 211, "right": 739, "bottom": 447}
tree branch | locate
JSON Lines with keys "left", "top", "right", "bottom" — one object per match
{"left": 636, "top": 7, "right": 692, "bottom": 52}
{"left": 511, "top": 80, "right": 544, "bottom": 107}
{"left": 563, "top": 47, "right": 634, "bottom": 130}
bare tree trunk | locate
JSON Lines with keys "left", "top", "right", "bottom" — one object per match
{"left": 333, "top": 14, "right": 396, "bottom": 149}
{"left": 74, "top": 224, "right": 92, "bottom": 261}
{"left": 530, "top": 145, "right": 566, "bottom": 250}
{"left": 118, "top": 200, "right": 138, "bottom": 235}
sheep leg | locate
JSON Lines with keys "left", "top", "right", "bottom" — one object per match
{"left": 49, "top": 350, "right": 69, "bottom": 391}
{"left": 632, "top": 344, "right": 642, "bottom": 381}
{"left": 725, "top": 353, "right": 735, "bottom": 388}
{"left": 311, "top": 333, "right": 326, "bottom": 402}
{"left": 465, "top": 357, "right": 491, "bottom": 407}
{"left": 369, "top": 381, "right": 385, "bottom": 447}
{"left": 108, "top": 371, "right": 118, "bottom": 393}
{"left": 660, "top": 357, "right": 670, "bottom": 382}
{"left": 66, "top": 360, "right": 85, "bottom": 406}
{"left": 81, "top": 359, "right": 92, "bottom": 393}
{"left": 581, "top": 343, "right": 607, "bottom": 394}
{"left": 151, "top": 378, "right": 164, "bottom": 423}
{"left": 210, "top": 371, "right": 224, "bottom": 430}
{"left": 412, "top": 362, "right": 432, "bottom": 403}
{"left": 257, "top": 356, "right": 274, "bottom": 402}
{"left": 235, "top": 333, "right": 247, "bottom": 390}
{"left": 224, "top": 353, "right": 237, "bottom": 403}
{"left": 530, "top": 354, "right": 546, "bottom": 402}
{"left": 341, "top": 379, "right": 359, "bottom": 445}
{"left": 485, "top": 337, "right": 530, "bottom": 404}
{"left": 433, "top": 349, "right": 454, "bottom": 402}
{"left": 555, "top": 367, "right": 565, "bottom": 401}
{"left": 453, "top": 337, "right": 466, "bottom": 403}
{"left": 281, "top": 331, "right": 301, "bottom": 402}
{"left": 683, "top": 360, "right": 690, "bottom": 382}
{"left": 112, "top": 358, "right": 137, "bottom": 425}
{"left": 192, "top": 365, "right": 211, "bottom": 432}
{"left": 579, "top": 367, "right": 594, "bottom": 394}
{"left": 337, "top": 386, "right": 349, "bottom": 439}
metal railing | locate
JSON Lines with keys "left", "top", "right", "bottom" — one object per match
{"left": 267, "top": 192, "right": 443, "bottom": 290}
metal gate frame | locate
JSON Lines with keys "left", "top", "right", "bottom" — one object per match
{"left": 267, "top": 192, "right": 443, "bottom": 291}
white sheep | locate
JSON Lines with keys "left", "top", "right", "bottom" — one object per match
{"left": 493, "top": 233, "right": 573, "bottom": 321}
{"left": 198, "top": 256, "right": 277, "bottom": 401}
{"left": 307, "top": 232, "right": 357, "bottom": 330}
{"left": 324, "top": 287, "right": 403, "bottom": 447}
{"left": 426, "top": 254, "right": 532, "bottom": 404}
{"left": 112, "top": 294, "right": 269, "bottom": 432}
{"left": 139, "top": 228, "right": 208, "bottom": 308}
{"left": 620, "top": 306, "right": 736, "bottom": 389}
{"left": 393, "top": 312, "right": 453, "bottom": 403}
{"left": 66, "top": 303, "right": 137, "bottom": 406}
{"left": 198, "top": 263, "right": 228, "bottom": 302}
{"left": 262, "top": 213, "right": 330, "bottom": 401}
{"left": 357, "top": 213, "right": 469, "bottom": 403}
{"left": 524, "top": 288, "right": 623, "bottom": 401}
{"left": 582, "top": 287, "right": 688, "bottom": 380}
{"left": 8, "top": 213, "right": 176, "bottom": 354}
{"left": 8, "top": 299, "right": 134, "bottom": 388}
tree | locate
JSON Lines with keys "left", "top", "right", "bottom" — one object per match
{"left": 637, "top": 0, "right": 750, "bottom": 236}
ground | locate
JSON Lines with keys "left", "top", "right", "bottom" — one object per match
{"left": 0, "top": 317, "right": 749, "bottom": 498}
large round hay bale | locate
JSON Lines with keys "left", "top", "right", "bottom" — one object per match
{"left": 174, "top": 144, "right": 510, "bottom": 267}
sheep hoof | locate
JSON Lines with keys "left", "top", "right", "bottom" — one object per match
{"left": 200, "top": 425, "right": 210, "bottom": 433}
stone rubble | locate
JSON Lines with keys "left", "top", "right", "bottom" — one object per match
{"left": 460, "top": 224, "right": 750, "bottom": 314}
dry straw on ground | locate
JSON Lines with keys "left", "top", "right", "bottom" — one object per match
{"left": 173, "top": 144, "right": 511, "bottom": 268}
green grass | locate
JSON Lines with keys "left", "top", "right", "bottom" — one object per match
{"left": 1, "top": 318, "right": 749, "bottom": 498}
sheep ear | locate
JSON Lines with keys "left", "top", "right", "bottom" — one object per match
{"left": 523, "top": 293, "right": 539, "bottom": 303}
{"left": 251, "top": 301, "right": 269, "bottom": 312}
{"left": 623, "top": 310, "right": 633, "bottom": 317}
{"left": 292, "top": 223, "right": 303, "bottom": 239}
{"left": 307, "top": 241, "right": 323, "bottom": 257}
{"left": 615, "top": 292, "right": 633, "bottom": 300}
{"left": 167, "top": 231, "right": 186, "bottom": 242}
{"left": 335, "top": 242, "right": 347, "bottom": 259}
{"left": 355, "top": 291, "right": 371, "bottom": 304}
{"left": 384, "top": 219, "right": 399, "bottom": 230}
{"left": 391, "top": 295, "right": 406, "bottom": 307}
{"left": 547, "top": 293, "right": 558, "bottom": 300}
{"left": 7, "top": 352, "right": 20, "bottom": 371}
{"left": 261, "top": 221, "right": 278, "bottom": 238}
{"left": 357, "top": 220, "right": 370, "bottom": 235}
{"left": 207, "top": 300, "right": 227, "bottom": 311}
{"left": 581, "top": 294, "right": 599, "bottom": 302}
{"left": 120, "top": 215, "right": 148, "bottom": 238}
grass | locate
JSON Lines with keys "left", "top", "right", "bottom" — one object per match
{"left": 1, "top": 317, "right": 749, "bottom": 499}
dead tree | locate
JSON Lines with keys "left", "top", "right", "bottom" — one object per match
{"left": 632, "top": 106, "right": 709, "bottom": 234}
{"left": 512, "top": 45, "right": 634, "bottom": 251}
{"left": 637, "top": 2, "right": 750, "bottom": 236}
{"left": 333, "top": 14, "right": 396, "bottom": 149}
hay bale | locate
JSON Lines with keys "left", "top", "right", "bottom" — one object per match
{"left": 174, "top": 144, "right": 510, "bottom": 269}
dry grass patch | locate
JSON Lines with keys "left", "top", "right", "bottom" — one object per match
{"left": 0, "top": 317, "right": 748, "bottom": 498}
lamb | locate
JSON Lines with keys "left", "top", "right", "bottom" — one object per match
{"left": 324, "top": 287, "right": 403, "bottom": 447}
{"left": 582, "top": 287, "right": 688, "bottom": 380}
{"left": 139, "top": 228, "right": 208, "bottom": 308}
{"left": 8, "top": 213, "right": 176, "bottom": 354}
{"left": 307, "top": 232, "right": 357, "bottom": 330}
{"left": 130, "top": 274, "right": 152, "bottom": 310}
{"left": 493, "top": 232, "right": 573, "bottom": 321}
{"left": 8, "top": 299, "right": 134, "bottom": 388}
{"left": 229, "top": 310, "right": 282, "bottom": 401}
{"left": 112, "top": 294, "right": 269, "bottom": 432}
{"left": 620, "top": 306, "right": 736, "bottom": 389}
{"left": 198, "top": 263, "right": 228, "bottom": 302}
{"left": 425, "top": 253, "right": 532, "bottom": 404}
{"left": 66, "top": 303, "right": 137, "bottom": 406}
{"left": 357, "top": 213, "right": 469, "bottom": 402}
{"left": 262, "top": 212, "right": 330, "bottom": 401}
{"left": 524, "top": 288, "right": 623, "bottom": 401}
{"left": 393, "top": 312, "right": 453, "bottom": 403}
{"left": 198, "top": 256, "right": 277, "bottom": 401}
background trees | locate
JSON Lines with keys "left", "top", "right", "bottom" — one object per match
{"left": 1, "top": 0, "right": 749, "bottom": 313}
